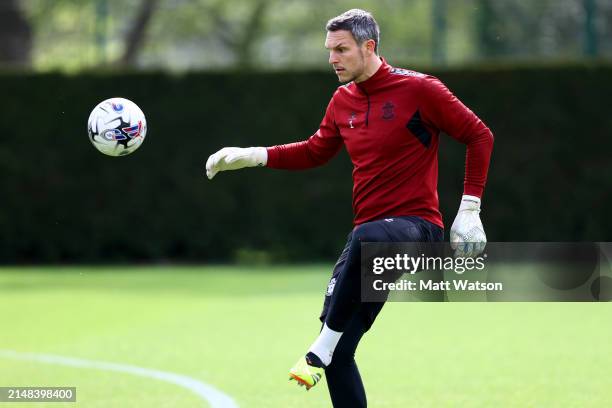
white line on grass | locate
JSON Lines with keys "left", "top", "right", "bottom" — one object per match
{"left": 0, "top": 350, "right": 238, "bottom": 408}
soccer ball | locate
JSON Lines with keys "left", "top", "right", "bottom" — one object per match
{"left": 87, "top": 97, "right": 147, "bottom": 156}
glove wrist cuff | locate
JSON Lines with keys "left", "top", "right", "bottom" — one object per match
{"left": 249, "top": 147, "right": 268, "bottom": 167}
{"left": 459, "top": 195, "right": 481, "bottom": 211}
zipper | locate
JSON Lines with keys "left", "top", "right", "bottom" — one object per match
{"left": 362, "top": 88, "right": 370, "bottom": 126}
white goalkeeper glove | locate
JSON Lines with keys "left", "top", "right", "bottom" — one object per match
{"left": 205, "top": 147, "right": 267, "bottom": 179}
{"left": 450, "top": 195, "right": 487, "bottom": 258}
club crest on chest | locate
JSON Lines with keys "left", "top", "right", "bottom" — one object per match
{"left": 382, "top": 101, "right": 395, "bottom": 120}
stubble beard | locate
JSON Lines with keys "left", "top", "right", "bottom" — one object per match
{"left": 339, "top": 52, "right": 366, "bottom": 84}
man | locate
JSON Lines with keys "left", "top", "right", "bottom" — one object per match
{"left": 206, "top": 9, "right": 493, "bottom": 407}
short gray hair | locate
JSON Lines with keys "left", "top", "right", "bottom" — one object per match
{"left": 326, "top": 9, "right": 380, "bottom": 54}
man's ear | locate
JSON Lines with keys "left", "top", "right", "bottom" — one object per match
{"left": 364, "top": 39, "right": 376, "bottom": 56}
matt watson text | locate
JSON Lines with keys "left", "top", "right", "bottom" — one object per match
{"left": 373, "top": 279, "right": 503, "bottom": 291}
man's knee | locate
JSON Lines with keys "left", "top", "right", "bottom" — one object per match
{"left": 352, "top": 222, "right": 387, "bottom": 244}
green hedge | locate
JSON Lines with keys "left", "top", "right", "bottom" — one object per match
{"left": 1, "top": 63, "right": 610, "bottom": 263}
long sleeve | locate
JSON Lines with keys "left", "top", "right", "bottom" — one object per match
{"left": 266, "top": 97, "right": 344, "bottom": 169}
{"left": 419, "top": 76, "right": 494, "bottom": 198}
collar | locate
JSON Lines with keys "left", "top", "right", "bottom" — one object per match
{"left": 354, "top": 57, "right": 391, "bottom": 94}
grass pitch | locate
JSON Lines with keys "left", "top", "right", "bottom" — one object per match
{"left": 0, "top": 266, "right": 610, "bottom": 407}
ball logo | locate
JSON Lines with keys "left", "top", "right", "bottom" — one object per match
{"left": 103, "top": 128, "right": 127, "bottom": 141}
{"left": 111, "top": 102, "right": 124, "bottom": 112}
{"left": 121, "top": 121, "right": 143, "bottom": 138}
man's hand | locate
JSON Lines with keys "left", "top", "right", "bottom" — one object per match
{"left": 206, "top": 147, "right": 267, "bottom": 179}
{"left": 450, "top": 195, "right": 487, "bottom": 257}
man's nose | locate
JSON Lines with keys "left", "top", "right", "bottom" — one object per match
{"left": 328, "top": 52, "right": 339, "bottom": 65}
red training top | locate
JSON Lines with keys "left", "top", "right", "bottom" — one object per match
{"left": 266, "top": 59, "right": 494, "bottom": 228}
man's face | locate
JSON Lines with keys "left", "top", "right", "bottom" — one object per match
{"left": 325, "top": 30, "right": 368, "bottom": 83}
